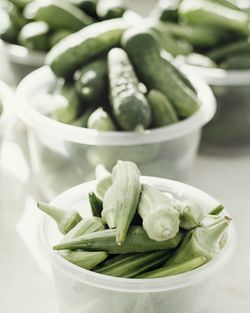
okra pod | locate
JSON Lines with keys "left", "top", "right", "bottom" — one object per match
{"left": 94, "top": 250, "right": 173, "bottom": 278}
{"left": 37, "top": 201, "right": 82, "bottom": 234}
{"left": 102, "top": 186, "right": 116, "bottom": 228}
{"left": 138, "top": 184, "right": 180, "bottom": 241}
{"left": 88, "top": 192, "right": 103, "bottom": 218}
{"left": 178, "top": 199, "right": 204, "bottom": 230}
{"left": 53, "top": 226, "right": 184, "bottom": 254}
{"left": 136, "top": 256, "right": 206, "bottom": 278}
{"left": 112, "top": 161, "right": 141, "bottom": 245}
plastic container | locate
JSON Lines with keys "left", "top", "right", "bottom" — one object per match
{"left": 38, "top": 176, "right": 236, "bottom": 313}
{"left": 15, "top": 66, "right": 215, "bottom": 199}
{"left": 0, "top": 80, "right": 13, "bottom": 148}
{"left": 1, "top": 40, "right": 45, "bottom": 85}
{"left": 182, "top": 64, "right": 250, "bottom": 151}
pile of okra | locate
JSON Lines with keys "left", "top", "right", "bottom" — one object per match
{"left": 38, "top": 160, "right": 231, "bottom": 279}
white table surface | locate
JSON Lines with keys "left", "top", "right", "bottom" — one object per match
{"left": 1, "top": 0, "right": 250, "bottom": 310}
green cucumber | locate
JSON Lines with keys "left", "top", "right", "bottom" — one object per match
{"left": 94, "top": 250, "right": 172, "bottom": 277}
{"left": 9, "top": 5, "right": 29, "bottom": 29}
{"left": 18, "top": 21, "right": 50, "bottom": 51}
{"left": 147, "top": 90, "right": 178, "bottom": 128}
{"left": 8, "top": 0, "right": 32, "bottom": 9}
{"left": 70, "top": 0, "right": 99, "bottom": 18}
{"left": 74, "top": 58, "right": 108, "bottom": 106}
{"left": 87, "top": 107, "right": 116, "bottom": 131}
{"left": 24, "top": 0, "right": 93, "bottom": 31}
{"left": 221, "top": 54, "right": 250, "bottom": 69}
{"left": 122, "top": 28, "right": 199, "bottom": 117}
{"left": 108, "top": 47, "right": 152, "bottom": 130}
{"left": 0, "top": 18, "right": 19, "bottom": 44}
{"left": 179, "top": 0, "right": 250, "bottom": 35}
{"left": 53, "top": 226, "right": 184, "bottom": 254}
{"left": 49, "top": 30, "right": 73, "bottom": 48}
{"left": 96, "top": 0, "right": 126, "bottom": 19}
{"left": 150, "top": 0, "right": 181, "bottom": 22}
{"left": 47, "top": 18, "right": 127, "bottom": 78}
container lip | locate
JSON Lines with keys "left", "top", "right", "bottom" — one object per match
{"left": 1, "top": 40, "right": 45, "bottom": 66}
{"left": 0, "top": 80, "right": 14, "bottom": 127}
{"left": 15, "top": 66, "right": 216, "bottom": 146}
{"left": 38, "top": 176, "right": 236, "bottom": 293}
{"left": 181, "top": 62, "right": 250, "bottom": 86}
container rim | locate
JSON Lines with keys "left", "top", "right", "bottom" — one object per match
{"left": 1, "top": 40, "right": 45, "bottom": 66}
{"left": 181, "top": 62, "right": 250, "bottom": 86}
{"left": 0, "top": 80, "right": 14, "bottom": 127}
{"left": 15, "top": 66, "right": 216, "bottom": 146}
{"left": 37, "top": 176, "right": 236, "bottom": 293}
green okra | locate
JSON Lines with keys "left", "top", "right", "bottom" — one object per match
{"left": 209, "top": 204, "right": 224, "bottom": 215}
{"left": 102, "top": 185, "right": 116, "bottom": 228}
{"left": 62, "top": 250, "right": 108, "bottom": 270}
{"left": 178, "top": 199, "right": 204, "bottom": 230}
{"left": 147, "top": 90, "right": 178, "bottom": 128}
{"left": 88, "top": 192, "right": 103, "bottom": 218}
{"left": 94, "top": 250, "right": 173, "bottom": 278}
{"left": 87, "top": 107, "right": 116, "bottom": 131}
{"left": 136, "top": 256, "right": 206, "bottom": 278}
{"left": 95, "top": 164, "right": 112, "bottom": 201}
{"left": 165, "top": 216, "right": 231, "bottom": 266}
{"left": 53, "top": 226, "right": 184, "bottom": 254}
{"left": 37, "top": 201, "right": 82, "bottom": 234}
{"left": 138, "top": 184, "right": 180, "bottom": 241}
{"left": 112, "top": 161, "right": 141, "bottom": 245}
{"left": 61, "top": 216, "right": 105, "bottom": 243}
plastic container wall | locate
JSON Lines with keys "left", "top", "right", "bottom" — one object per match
{"left": 38, "top": 177, "right": 236, "bottom": 313}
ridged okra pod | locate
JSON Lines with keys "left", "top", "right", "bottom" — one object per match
{"left": 94, "top": 250, "right": 173, "bottom": 278}
{"left": 37, "top": 201, "right": 82, "bottom": 234}
{"left": 63, "top": 250, "right": 108, "bottom": 270}
{"left": 138, "top": 184, "right": 180, "bottom": 241}
{"left": 53, "top": 226, "right": 184, "bottom": 254}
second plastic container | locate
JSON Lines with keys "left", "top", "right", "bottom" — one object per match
{"left": 15, "top": 66, "right": 216, "bottom": 199}
{"left": 38, "top": 176, "right": 236, "bottom": 313}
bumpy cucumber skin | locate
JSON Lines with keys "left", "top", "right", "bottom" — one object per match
{"left": 18, "top": 21, "right": 50, "bottom": 51}
{"left": 74, "top": 58, "right": 108, "bottom": 105}
{"left": 122, "top": 29, "right": 199, "bottom": 117}
{"left": 108, "top": 48, "right": 152, "bottom": 130}
{"left": 31, "top": 0, "right": 93, "bottom": 31}
{"left": 147, "top": 90, "right": 178, "bottom": 128}
{"left": 96, "top": 0, "right": 126, "bottom": 20}
{"left": 53, "top": 226, "right": 184, "bottom": 254}
{"left": 47, "top": 18, "right": 127, "bottom": 78}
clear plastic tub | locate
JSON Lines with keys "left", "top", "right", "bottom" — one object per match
{"left": 15, "top": 66, "right": 215, "bottom": 199}
{"left": 182, "top": 64, "right": 250, "bottom": 151}
{"left": 1, "top": 40, "right": 45, "bottom": 84}
{"left": 0, "top": 80, "right": 13, "bottom": 148}
{"left": 38, "top": 176, "right": 236, "bottom": 313}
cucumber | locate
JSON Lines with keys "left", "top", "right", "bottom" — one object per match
{"left": 9, "top": 5, "right": 29, "bottom": 29}
{"left": 87, "top": 107, "right": 116, "bottom": 131}
{"left": 18, "top": 21, "right": 50, "bottom": 51}
{"left": 24, "top": 0, "right": 93, "bottom": 31}
{"left": 74, "top": 58, "right": 108, "bottom": 106}
{"left": 47, "top": 18, "right": 127, "bottom": 78}
{"left": 49, "top": 30, "right": 73, "bottom": 48}
{"left": 96, "top": 0, "right": 126, "bottom": 20}
{"left": 150, "top": 0, "right": 181, "bottom": 22}
{"left": 70, "top": 0, "right": 99, "bottom": 18}
{"left": 53, "top": 226, "right": 184, "bottom": 254}
{"left": 221, "top": 54, "right": 250, "bottom": 69}
{"left": 147, "top": 90, "right": 178, "bottom": 128}
{"left": 0, "top": 18, "right": 19, "bottom": 44}
{"left": 122, "top": 28, "right": 199, "bottom": 117}
{"left": 108, "top": 48, "right": 152, "bottom": 130}
{"left": 179, "top": 0, "right": 250, "bottom": 35}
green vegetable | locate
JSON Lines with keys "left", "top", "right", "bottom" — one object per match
{"left": 49, "top": 30, "right": 73, "bottom": 48}
{"left": 9, "top": 5, "right": 29, "bottom": 29}
{"left": 62, "top": 250, "right": 108, "bottom": 269}
{"left": 136, "top": 256, "right": 206, "bottom": 278}
{"left": 0, "top": 18, "right": 19, "bottom": 44}
{"left": 94, "top": 250, "right": 172, "bottom": 277}
{"left": 47, "top": 18, "right": 127, "bottom": 78}
{"left": 71, "top": 109, "right": 93, "bottom": 127}
{"left": 177, "top": 199, "right": 204, "bottom": 230}
{"left": 209, "top": 204, "right": 224, "bottom": 215}
{"left": 87, "top": 107, "right": 116, "bottom": 131}
{"left": 183, "top": 53, "right": 216, "bottom": 68}
{"left": 70, "top": 0, "right": 98, "bottom": 18}
{"left": 179, "top": 0, "right": 250, "bottom": 35}
{"left": 221, "top": 54, "right": 250, "bottom": 69}
{"left": 138, "top": 184, "right": 180, "bottom": 241}
{"left": 8, "top": 0, "right": 32, "bottom": 9}
{"left": 88, "top": 192, "right": 103, "bottom": 217}
{"left": 150, "top": 0, "right": 181, "bottom": 22}
{"left": 147, "top": 90, "right": 178, "bottom": 128}
{"left": 53, "top": 226, "right": 184, "bottom": 254}
{"left": 102, "top": 185, "right": 116, "bottom": 228}
{"left": 18, "top": 21, "right": 50, "bottom": 51}
{"left": 95, "top": 164, "right": 112, "bottom": 201}
{"left": 111, "top": 161, "right": 141, "bottom": 245}
{"left": 97, "top": 0, "right": 126, "bottom": 19}
{"left": 37, "top": 201, "right": 82, "bottom": 234}
{"left": 165, "top": 216, "right": 231, "bottom": 265}
{"left": 74, "top": 58, "right": 108, "bottom": 106}
{"left": 25, "top": 0, "right": 93, "bottom": 31}
{"left": 122, "top": 28, "right": 199, "bottom": 117}
{"left": 108, "top": 47, "right": 152, "bottom": 130}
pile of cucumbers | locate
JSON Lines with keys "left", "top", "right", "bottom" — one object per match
{"left": 45, "top": 17, "right": 200, "bottom": 131}
{"left": 0, "top": 0, "right": 127, "bottom": 51}
{"left": 38, "top": 160, "right": 231, "bottom": 279}
{"left": 151, "top": 0, "right": 250, "bottom": 69}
